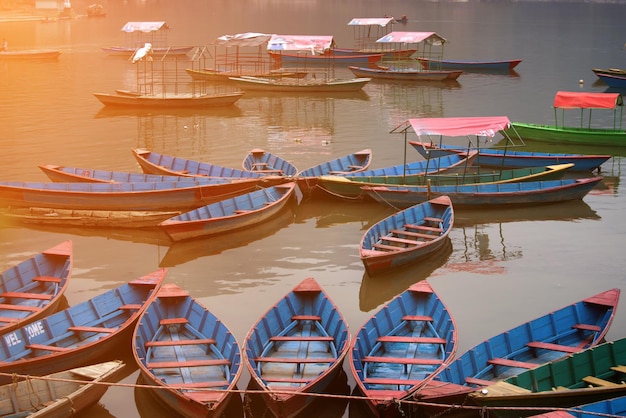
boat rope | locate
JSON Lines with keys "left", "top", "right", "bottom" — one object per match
{"left": 25, "top": 375, "right": 43, "bottom": 410}
{"left": 0, "top": 371, "right": 623, "bottom": 417}
{"left": 313, "top": 183, "right": 364, "bottom": 200}
{"left": 366, "top": 187, "right": 405, "bottom": 212}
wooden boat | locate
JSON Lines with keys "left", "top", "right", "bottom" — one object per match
{"left": 504, "top": 92, "right": 626, "bottom": 147}
{"left": 132, "top": 148, "right": 273, "bottom": 179}
{"left": 0, "top": 241, "right": 72, "bottom": 334}
{"left": 592, "top": 67, "right": 626, "bottom": 78}
{"left": 412, "top": 288, "right": 620, "bottom": 415}
{"left": 186, "top": 67, "right": 308, "bottom": 82}
{"left": 349, "top": 280, "right": 457, "bottom": 417}
{"left": 268, "top": 50, "right": 383, "bottom": 64}
{"left": 348, "top": 65, "right": 462, "bottom": 81}
{"left": 0, "top": 207, "right": 180, "bottom": 228}
{"left": 417, "top": 57, "right": 522, "bottom": 71}
{"left": 0, "top": 360, "right": 126, "bottom": 417}
{"left": 38, "top": 164, "right": 235, "bottom": 183}
{"left": 360, "top": 195, "right": 453, "bottom": 275}
{"left": 229, "top": 75, "right": 371, "bottom": 92}
{"left": 242, "top": 149, "right": 298, "bottom": 177}
{"left": 0, "top": 269, "right": 165, "bottom": 385}
{"left": 0, "top": 49, "right": 61, "bottom": 60}
{"left": 468, "top": 337, "right": 626, "bottom": 417}
{"left": 409, "top": 141, "right": 611, "bottom": 172}
{"left": 102, "top": 21, "right": 193, "bottom": 57}
{"left": 317, "top": 163, "right": 573, "bottom": 200}
{"left": 243, "top": 277, "right": 350, "bottom": 418}
{"left": 0, "top": 179, "right": 263, "bottom": 212}
{"left": 362, "top": 177, "right": 603, "bottom": 208}
{"left": 596, "top": 72, "right": 626, "bottom": 88}
{"left": 93, "top": 91, "right": 244, "bottom": 108}
{"left": 341, "top": 18, "right": 416, "bottom": 58}
{"left": 159, "top": 182, "right": 297, "bottom": 241}
{"left": 529, "top": 394, "right": 626, "bottom": 417}
{"left": 102, "top": 45, "right": 194, "bottom": 56}
{"left": 133, "top": 284, "right": 242, "bottom": 418}
{"left": 296, "top": 148, "right": 373, "bottom": 191}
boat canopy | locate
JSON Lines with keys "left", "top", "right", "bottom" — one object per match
{"left": 554, "top": 91, "right": 623, "bottom": 109}
{"left": 348, "top": 18, "right": 395, "bottom": 27}
{"left": 376, "top": 31, "right": 446, "bottom": 46}
{"left": 214, "top": 33, "right": 273, "bottom": 47}
{"left": 407, "top": 117, "right": 511, "bottom": 137}
{"left": 267, "top": 35, "right": 335, "bottom": 54}
{"left": 121, "top": 22, "right": 170, "bottom": 33}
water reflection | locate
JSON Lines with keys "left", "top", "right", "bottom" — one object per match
{"left": 358, "top": 240, "right": 453, "bottom": 312}
{"left": 294, "top": 198, "right": 392, "bottom": 230}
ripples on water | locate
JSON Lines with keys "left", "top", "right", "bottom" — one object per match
{"left": 1, "top": 1, "right": 626, "bottom": 417}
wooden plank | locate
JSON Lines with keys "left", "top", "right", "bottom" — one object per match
{"left": 526, "top": 341, "right": 579, "bottom": 353}
{"left": 377, "top": 336, "right": 446, "bottom": 344}
{"left": 488, "top": 358, "right": 537, "bottom": 369}
{"left": 0, "top": 303, "right": 41, "bottom": 312}
{"left": 69, "top": 326, "right": 116, "bottom": 333}
{"left": 291, "top": 315, "right": 321, "bottom": 321}
{"left": 160, "top": 318, "right": 188, "bottom": 326}
{"left": 254, "top": 357, "right": 333, "bottom": 364}
{"left": 389, "top": 229, "right": 436, "bottom": 240}
{"left": 424, "top": 217, "right": 444, "bottom": 224}
{"left": 270, "top": 336, "right": 334, "bottom": 342}
{"left": 465, "top": 376, "right": 493, "bottom": 386}
{"left": 33, "top": 276, "right": 62, "bottom": 284}
{"left": 0, "top": 292, "right": 52, "bottom": 300}
{"left": 171, "top": 381, "right": 230, "bottom": 388}
{"left": 404, "top": 224, "right": 443, "bottom": 233}
{"left": 402, "top": 315, "right": 433, "bottom": 322}
{"left": 372, "top": 243, "right": 403, "bottom": 251}
{"left": 582, "top": 376, "right": 621, "bottom": 387}
{"left": 363, "top": 378, "right": 423, "bottom": 386}
{"left": 147, "top": 359, "right": 230, "bottom": 369}
{"left": 262, "top": 376, "right": 311, "bottom": 383}
{"left": 572, "top": 323, "right": 601, "bottom": 332}
{"left": 119, "top": 304, "right": 141, "bottom": 310}
{"left": 611, "top": 365, "right": 626, "bottom": 374}
{"left": 362, "top": 356, "right": 443, "bottom": 365}
{"left": 0, "top": 316, "right": 19, "bottom": 323}
{"left": 380, "top": 236, "right": 421, "bottom": 246}
{"left": 145, "top": 338, "right": 216, "bottom": 348}
{"left": 26, "top": 344, "right": 69, "bottom": 352}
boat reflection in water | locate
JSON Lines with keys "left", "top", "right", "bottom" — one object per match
{"left": 244, "top": 368, "right": 350, "bottom": 418}
{"left": 295, "top": 198, "right": 393, "bottom": 230}
{"left": 358, "top": 240, "right": 453, "bottom": 312}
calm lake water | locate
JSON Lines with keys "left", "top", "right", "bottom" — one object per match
{"left": 1, "top": 0, "right": 626, "bottom": 417}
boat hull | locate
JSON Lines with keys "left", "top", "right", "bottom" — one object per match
{"left": 295, "top": 149, "right": 373, "bottom": 192}
{"left": 360, "top": 196, "right": 453, "bottom": 275}
{"left": 0, "top": 49, "right": 61, "bottom": 60}
{"left": 348, "top": 65, "right": 462, "bottom": 81}
{"left": 93, "top": 91, "right": 244, "bottom": 108}
{"left": 268, "top": 50, "right": 383, "bottom": 65}
{"left": 596, "top": 72, "right": 626, "bottom": 88}
{"left": 505, "top": 123, "right": 626, "bottom": 147}
{"left": 242, "top": 149, "right": 298, "bottom": 176}
{"left": 101, "top": 45, "right": 194, "bottom": 56}
{"left": 418, "top": 57, "right": 521, "bottom": 71}
{"left": 228, "top": 76, "right": 371, "bottom": 92}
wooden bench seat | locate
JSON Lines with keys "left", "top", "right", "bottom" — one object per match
{"left": 402, "top": 315, "right": 433, "bottom": 322}
{"left": 270, "top": 336, "right": 334, "bottom": 342}
{"left": 488, "top": 357, "right": 537, "bottom": 369}
{"left": 465, "top": 376, "right": 493, "bottom": 386}
{"left": 119, "top": 304, "right": 141, "bottom": 310}
{"left": 372, "top": 243, "right": 404, "bottom": 251}
{"left": 582, "top": 376, "right": 621, "bottom": 387}
{"left": 160, "top": 318, "right": 188, "bottom": 326}
{"left": 0, "top": 303, "right": 41, "bottom": 312}
{"left": 363, "top": 377, "right": 423, "bottom": 386}
{"left": 526, "top": 341, "right": 579, "bottom": 353}
{"left": 69, "top": 326, "right": 116, "bottom": 334}
{"left": 424, "top": 217, "right": 444, "bottom": 224}
{"left": 572, "top": 323, "right": 601, "bottom": 332}
{"left": 611, "top": 365, "right": 626, "bottom": 374}
{"left": 26, "top": 343, "right": 69, "bottom": 352}
{"left": 252, "top": 163, "right": 269, "bottom": 168}
{"left": 0, "top": 292, "right": 53, "bottom": 300}
{"left": 404, "top": 224, "right": 443, "bottom": 233}
{"left": 145, "top": 338, "right": 216, "bottom": 348}
{"left": 0, "top": 316, "right": 19, "bottom": 323}
{"left": 171, "top": 380, "right": 230, "bottom": 388}
{"left": 380, "top": 236, "right": 421, "bottom": 246}
{"left": 147, "top": 358, "right": 230, "bottom": 369}
{"left": 362, "top": 356, "right": 443, "bottom": 365}
{"left": 255, "top": 357, "right": 333, "bottom": 364}
{"left": 33, "top": 276, "right": 62, "bottom": 284}
{"left": 377, "top": 336, "right": 446, "bottom": 344}
{"left": 262, "top": 376, "right": 312, "bottom": 383}
{"left": 389, "top": 229, "right": 437, "bottom": 240}
{"left": 291, "top": 315, "right": 321, "bottom": 321}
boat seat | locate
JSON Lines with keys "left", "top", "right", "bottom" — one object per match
{"left": 572, "top": 323, "right": 601, "bottom": 332}
{"left": 160, "top": 318, "right": 188, "bottom": 326}
{"left": 0, "top": 316, "right": 19, "bottom": 323}
{"left": 270, "top": 336, "right": 334, "bottom": 342}
{"left": 0, "top": 303, "right": 41, "bottom": 312}
{"left": 262, "top": 376, "right": 311, "bottom": 383}
{"left": 402, "top": 315, "right": 433, "bottom": 322}
{"left": 424, "top": 217, "right": 444, "bottom": 224}
{"left": 254, "top": 357, "right": 333, "bottom": 364}
{"left": 363, "top": 377, "right": 423, "bottom": 386}
{"left": 582, "top": 376, "right": 621, "bottom": 387}
{"left": 147, "top": 359, "right": 230, "bottom": 369}
{"left": 69, "top": 326, "right": 116, "bottom": 334}
{"left": 0, "top": 292, "right": 53, "bottom": 300}
{"left": 377, "top": 336, "right": 446, "bottom": 344}
{"left": 26, "top": 343, "right": 69, "bottom": 352}
{"left": 611, "top": 365, "right": 626, "bottom": 374}
{"left": 291, "top": 315, "right": 321, "bottom": 321}
{"left": 119, "top": 304, "right": 141, "bottom": 310}
{"left": 465, "top": 376, "right": 494, "bottom": 386}
{"left": 171, "top": 381, "right": 230, "bottom": 388}
{"left": 362, "top": 356, "right": 443, "bottom": 365}
{"left": 372, "top": 243, "right": 404, "bottom": 251}
{"left": 526, "top": 341, "right": 579, "bottom": 353}
{"left": 389, "top": 229, "right": 437, "bottom": 240}
{"left": 252, "top": 163, "right": 269, "bottom": 168}
{"left": 380, "top": 236, "right": 421, "bottom": 246}
{"left": 487, "top": 357, "right": 537, "bottom": 369}
{"left": 33, "top": 276, "right": 62, "bottom": 284}
{"left": 145, "top": 338, "right": 216, "bottom": 348}
{"left": 404, "top": 224, "right": 443, "bottom": 233}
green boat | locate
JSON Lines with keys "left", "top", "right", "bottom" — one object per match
{"left": 468, "top": 337, "right": 626, "bottom": 417}
{"left": 504, "top": 91, "right": 626, "bottom": 147}
{"left": 316, "top": 163, "right": 574, "bottom": 199}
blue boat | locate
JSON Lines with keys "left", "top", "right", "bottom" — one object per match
{"left": 133, "top": 283, "right": 242, "bottom": 418}
{"left": 159, "top": 182, "right": 298, "bottom": 241}
{"left": 413, "top": 288, "right": 620, "bottom": 416}
{"left": 295, "top": 148, "right": 372, "bottom": 192}
{"left": 362, "top": 177, "right": 602, "bottom": 208}
{"left": 0, "top": 240, "right": 72, "bottom": 334}
{"left": 0, "top": 269, "right": 165, "bottom": 385}
{"left": 409, "top": 141, "right": 611, "bottom": 172}
{"left": 530, "top": 394, "right": 626, "bottom": 417}
{"left": 417, "top": 57, "right": 522, "bottom": 72}
{"left": 346, "top": 153, "right": 476, "bottom": 178}
{"left": 242, "top": 148, "right": 298, "bottom": 176}
{"left": 596, "top": 72, "right": 626, "bottom": 88}
{"left": 243, "top": 277, "right": 350, "bottom": 418}
{"left": 349, "top": 280, "right": 457, "bottom": 417}
{"left": 360, "top": 195, "right": 454, "bottom": 275}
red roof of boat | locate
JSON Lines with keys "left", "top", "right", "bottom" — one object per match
{"left": 406, "top": 116, "right": 511, "bottom": 137}
{"left": 553, "top": 91, "right": 623, "bottom": 109}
